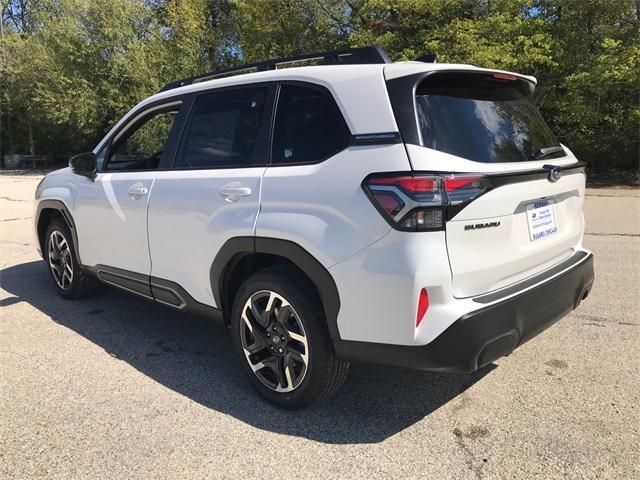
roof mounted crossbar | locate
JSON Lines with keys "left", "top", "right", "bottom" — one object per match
{"left": 159, "top": 45, "right": 391, "bottom": 93}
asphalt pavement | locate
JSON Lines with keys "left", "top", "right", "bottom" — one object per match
{"left": 1, "top": 173, "right": 638, "bottom": 479}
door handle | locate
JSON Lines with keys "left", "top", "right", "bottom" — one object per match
{"left": 128, "top": 183, "right": 149, "bottom": 200}
{"left": 220, "top": 185, "right": 252, "bottom": 202}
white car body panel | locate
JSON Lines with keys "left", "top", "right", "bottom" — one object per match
{"left": 407, "top": 144, "right": 587, "bottom": 298}
{"left": 330, "top": 230, "right": 458, "bottom": 345}
{"left": 73, "top": 171, "right": 156, "bottom": 274}
{"left": 147, "top": 167, "right": 265, "bottom": 306}
{"left": 256, "top": 144, "right": 409, "bottom": 268}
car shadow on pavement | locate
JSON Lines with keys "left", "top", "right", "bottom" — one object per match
{"left": 1, "top": 260, "right": 495, "bottom": 445}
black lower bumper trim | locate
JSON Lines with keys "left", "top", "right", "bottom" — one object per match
{"left": 335, "top": 253, "right": 594, "bottom": 373}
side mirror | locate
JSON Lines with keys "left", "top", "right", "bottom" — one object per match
{"left": 69, "top": 152, "right": 97, "bottom": 179}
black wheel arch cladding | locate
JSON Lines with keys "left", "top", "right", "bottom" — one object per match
{"left": 211, "top": 237, "right": 341, "bottom": 340}
{"left": 35, "top": 199, "right": 82, "bottom": 265}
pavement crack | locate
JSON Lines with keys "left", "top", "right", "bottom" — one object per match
{"left": 585, "top": 232, "right": 639, "bottom": 237}
{"left": 2, "top": 217, "right": 30, "bottom": 222}
{"left": 453, "top": 426, "right": 489, "bottom": 480}
{"left": 0, "top": 239, "right": 34, "bottom": 247}
{"left": 574, "top": 312, "right": 636, "bottom": 327}
{"left": 0, "top": 196, "right": 31, "bottom": 203}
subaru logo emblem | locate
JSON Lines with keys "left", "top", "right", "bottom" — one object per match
{"left": 549, "top": 167, "right": 562, "bottom": 182}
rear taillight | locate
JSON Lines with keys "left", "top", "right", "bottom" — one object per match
{"left": 363, "top": 173, "right": 492, "bottom": 231}
{"left": 444, "top": 175, "right": 492, "bottom": 205}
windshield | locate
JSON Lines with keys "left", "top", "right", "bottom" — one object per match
{"left": 415, "top": 72, "right": 563, "bottom": 163}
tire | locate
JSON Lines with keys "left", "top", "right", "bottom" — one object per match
{"left": 44, "top": 217, "right": 100, "bottom": 299}
{"left": 230, "top": 266, "right": 349, "bottom": 409}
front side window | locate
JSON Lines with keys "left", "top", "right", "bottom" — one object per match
{"left": 106, "top": 106, "right": 180, "bottom": 170}
{"left": 271, "top": 84, "right": 348, "bottom": 165}
{"left": 174, "top": 87, "right": 268, "bottom": 169}
{"left": 415, "top": 73, "right": 563, "bottom": 163}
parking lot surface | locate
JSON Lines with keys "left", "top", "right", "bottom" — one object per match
{"left": 1, "top": 173, "right": 638, "bottom": 479}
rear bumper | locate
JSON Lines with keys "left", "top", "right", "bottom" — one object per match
{"left": 335, "top": 252, "right": 594, "bottom": 372}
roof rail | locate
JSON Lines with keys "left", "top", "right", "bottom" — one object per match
{"left": 158, "top": 45, "right": 391, "bottom": 93}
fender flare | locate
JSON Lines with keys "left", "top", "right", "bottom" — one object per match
{"left": 210, "top": 237, "right": 341, "bottom": 340}
{"left": 35, "top": 199, "right": 82, "bottom": 265}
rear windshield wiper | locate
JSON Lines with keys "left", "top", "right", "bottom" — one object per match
{"left": 534, "top": 146, "right": 565, "bottom": 160}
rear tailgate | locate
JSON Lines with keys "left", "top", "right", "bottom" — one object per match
{"left": 386, "top": 66, "right": 587, "bottom": 298}
{"left": 445, "top": 164, "right": 585, "bottom": 297}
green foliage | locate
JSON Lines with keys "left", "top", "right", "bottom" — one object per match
{"left": 235, "top": 0, "right": 350, "bottom": 61}
{"left": 1, "top": 0, "right": 638, "bottom": 170}
{"left": 351, "top": 0, "right": 639, "bottom": 170}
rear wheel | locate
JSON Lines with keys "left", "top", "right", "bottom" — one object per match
{"left": 231, "top": 267, "right": 349, "bottom": 409}
{"left": 44, "top": 217, "right": 100, "bottom": 299}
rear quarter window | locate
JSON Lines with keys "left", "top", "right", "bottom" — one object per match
{"left": 271, "top": 84, "right": 349, "bottom": 165}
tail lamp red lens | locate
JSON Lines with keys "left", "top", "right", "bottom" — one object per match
{"left": 416, "top": 288, "right": 429, "bottom": 327}
{"left": 444, "top": 175, "right": 485, "bottom": 191}
{"left": 363, "top": 173, "right": 491, "bottom": 231}
{"left": 368, "top": 176, "right": 439, "bottom": 192}
{"left": 372, "top": 191, "right": 404, "bottom": 216}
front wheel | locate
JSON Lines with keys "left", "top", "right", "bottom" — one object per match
{"left": 230, "top": 267, "right": 349, "bottom": 409}
{"left": 44, "top": 217, "right": 100, "bottom": 299}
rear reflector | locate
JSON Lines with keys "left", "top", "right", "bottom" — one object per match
{"left": 416, "top": 288, "right": 429, "bottom": 327}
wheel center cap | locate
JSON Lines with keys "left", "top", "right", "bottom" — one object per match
{"left": 272, "top": 336, "right": 280, "bottom": 344}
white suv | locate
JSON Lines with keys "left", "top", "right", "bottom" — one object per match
{"left": 34, "top": 46, "right": 594, "bottom": 409}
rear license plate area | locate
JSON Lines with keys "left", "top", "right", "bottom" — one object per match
{"left": 526, "top": 199, "right": 558, "bottom": 241}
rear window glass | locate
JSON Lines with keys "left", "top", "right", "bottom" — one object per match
{"left": 415, "top": 73, "right": 563, "bottom": 163}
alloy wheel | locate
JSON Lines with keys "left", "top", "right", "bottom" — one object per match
{"left": 240, "top": 290, "right": 309, "bottom": 393}
{"left": 48, "top": 231, "right": 73, "bottom": 289}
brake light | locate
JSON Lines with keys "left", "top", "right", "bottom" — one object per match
{"left": 492, "top": 72, "right": 517, "bottom": 81}
{"left": 416, "top": 288, "right": 429, "bottom": 327}
{"left": 363, "top": 173, "right": 492, "bottom": 230}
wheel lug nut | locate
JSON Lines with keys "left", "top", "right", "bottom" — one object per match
{"left": 270, "top": 346, "right": 274, "bottom": 351}
{"left": 281, "top": 336, "right": 285, "bottom": 341}
{"left": 266, "top": 333, "right": 270, "bottom": 337}
{"left": 278, "top": 348, "right": 283, "bottom": 353}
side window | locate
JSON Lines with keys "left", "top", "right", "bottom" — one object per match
{"left": 271, "top": 84, "right": 348, "bottom": 165}
{"left": 106, "top": 106, "right": 180, "bottom": 171}
{"left": 174, "top": 87, "right": 268, "bottom": 169}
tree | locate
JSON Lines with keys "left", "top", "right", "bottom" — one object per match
{"left": 235, "top": 0, "right": 349, "bottom": 61}
{"left": 1, "top": 0, "right": 638, "bottom": 170}
{"left": 351, "top": 0, "right": 639, "bottom": 170}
